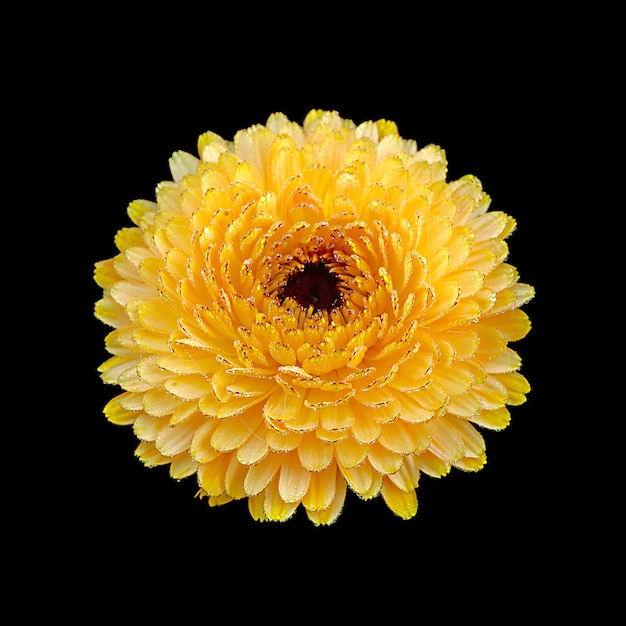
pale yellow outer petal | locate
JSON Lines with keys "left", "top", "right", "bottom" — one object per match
{"left": 381, "top": 478, "right": 418, "bottom": 520}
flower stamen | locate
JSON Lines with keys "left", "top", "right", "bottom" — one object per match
{"left": 280, "top": 261, "right": 343, "bottom": 313}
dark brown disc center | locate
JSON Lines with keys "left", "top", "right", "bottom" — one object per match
{"left": 280, "top": 262, "right": 342, "bottom": 312}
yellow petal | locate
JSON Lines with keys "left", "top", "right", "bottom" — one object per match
{"left": 234, "top": 125, "right": 275, "bottom": 182}
{"left": 396, "top": 393, "right": 434, "bottom": 423}
{"left": 263, "top": 390, "right": 304, "bottom": 423}
{"left": 135, "top": 440, "right": 170, "bottom": 467}
{"left": 411, "top": 382, "right": 448, "bottom": 412}
{"left": 452, "top": 417, "right": 485, "bottom": 458}
{"left": 489, "top": 283, "right": 535, "bottom": 315}
{"left": 334, "top": 436, "right": 368, "bottom": 468}
{"left": 169, "top": 453, "right": 198, "bottom": 479}
{"left": 141, "top": 387, "right": 181, "bottom": 417}
{"left": 266, "top": 428, "right": 302, "bottom": 452}
{"left": 94, "top": 258, "right": 117, "bottom": 288}
{"left": 197, "top": 455, "right": 230, "bottom": 496}
{"left": 133, "top": 413, "right": 165, "bottom": 442}
{"left": 432, "top": 362, "right": 474, "bottom": 395}
{"left": 278, "top": 453, "right": 311, "bottom": 503}
{"left": 315, "top": 400, "right": 356, "bottom": 432}
{"left": 351, "top": 408, "right": 381, "bottom": 444}
{"left": 415, "top": 450, "right": 450, "bottom": 478}
{"left": 297, "top": 432, "right": 334, "bottom": 471}
{"left": 130, "top": 300, "right": 179, "bottom": 334}
{"left": 247, "top": 493, "right": 266, "bottom": 521}
{"left": 189, "top": 420, "right": 221, "bottom": 463}
{"left": 104, "top": 395, "right": 140, "bottom": 426}
{"left": 454, "top": 451, "right": 486, "bottom": 472}
{"left": 449, "top": 175, "right": 483, "bottom": 225}
{"left": 482, "top": 309, "right": 532, "bottom": 341}
{"left": 198, "top": 391, "right": 222, "bottom": 417}
{"left": 366, "top": 397, "right": 402, "bottom": 425}
{"left": 169, "top": 150, "right": 199, "bottom": 182}
{"left": 367, "top": 442, "right": 403, "bottom": 474}
{"left": 474, "top": 325, "right": 507, "bottom": 360}
{"left": 305, "top": 472, "right": 347, "bottom": 525}
{"left": 484, "top": 263, "right": 518, "bottom": 291}
{"left": 268, "top": 135, "right": 304, "bottom": 192}
{"left": 262, "top": 478, "right": 299, "bottom": 522}
{"left": 225, "top": 455, "right": 248, "bottom": 499}
{"left": 169, "top": 403, "right": 199, "bottom": 426}
{"left": 165, "top": 374, "right": 213, "bottom": 399}
{"left": 425, "top": 418, "right": 464, "bottom": 463}
{"left": 133, "top": 328, "right": 172, "bottom": 353}
{"left": 472, "top": 376, "right": 508, "bottom": 410}
{"left": 483, "top": 348, "right": 522, "bottom": 374}
{"left": 387, "top": 455, "right": 420, "bottom": 492}
{"left": 236, "top": 428, "right": 269, "bottom": 465}
{"left": 497, "top": 371, "right": 531, "bottom": 405}
{"left": 447, "top": 268, "right": 484, "bottom": 297}
{"left": 381, "top": 477, "right": 418, "bottom": 519}
{"left": 244, "top": 453, "right": 281, "bottom": 497}
{"left": 378, "top": 420, "right": 430, "bottom": 455}
{"left": 98, "top": 355, "right": 140, "bottom": 387}
{"left": 470, "top": 211, "right": 510, "bottom": 242}
{"left": 447, "top": 392, "right": 481, "bottom": 418}
{"left": 469, "top": 406, "right": 511, "bottom": 430}
{"left": 212, "top": 408, "right": 263, "bottom": 452}
{"left": 109, "top": 280, "right": 157, "bottom": 306}
{"left": 137, "top": 355, "right": 171, "bottom": 385}
{"left": 302, "top": 463, "right": 337, "bottom": 512}
{"left": 126, "top": 199, "right": 158, "bottom": 229}
{"left": 341, "top": 461, "right": 377, "bottom": 497}
{"left": 156, "top": 413, "right": 205, "bottom": 457}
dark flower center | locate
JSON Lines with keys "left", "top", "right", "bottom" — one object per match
{"left": 280, "top": 261, "right": 342, "bottom": 312}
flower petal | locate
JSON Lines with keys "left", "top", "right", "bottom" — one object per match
{"left": 302, "top": 463, "right": 337, "bottom": 512}
{"left": 278, "top": 453, "right": 311, "bottom": 503}
{"left": 197, "top": 454, "right": 231, "bottom": 496}
{"left": 297, "top": 432, "right": 334, "bottom": 471}
{"left": 133, "top": 413, "right": 165, "bottom": 442}
{"left": 341, "top": 462, "right": 375, "bottom": 497}
{"left": 135, "top": 440, "right": 170, "bottom": 467}
{"left": 165, "top": 374, "right": 213, "bottom": 399}
{"left": 378, "top": 419, "right": 430, "bottom": 455}
{"left": 169, "top": 151, "right": 200, "bottom": 182}
{"left": 190, "top": 420, "right": 221, "bottom": 463}
{"left": 334, "top": 436, "right": 368, "bottom": 468}
{"left": 104, "top": 395, "right": 140, "bottom": 426}
{"left": 244, "top": 453, "right": 281, "bottom": 497}
{"left": 470, "top": 406, "right": 511, "bottom": 430}
{"left": 381, "top": 477, "right": 418, "bottom": 519}
{"left": 387, "top": 455, "right": 420, "bottom": 492}
{"left": 351, "top": 408, "right": 381, "bottom": 444}
{"left": 305, "top": 472, "right": 347, "bottom": 525}
{"left": 169, "top": 453, "right": 198, "bottom": 479}
{"left": 262, "top": 478, "right": 299, "bottom": 522}
{"left": 367, "top": 442, "right": 403, "bottom": 475}
{"left": 156, "top": 413, "right": 206, "bottom": 457}
{"left": 210, "top": 406, "right": 264, "bottom": 452}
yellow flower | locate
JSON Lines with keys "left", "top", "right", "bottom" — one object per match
{"left": 94, "top": 110, "right": 534, "bottom": 524}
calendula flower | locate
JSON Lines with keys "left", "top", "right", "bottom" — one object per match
{"left": 94, "top": 110, "right": 534, "bottom": 524}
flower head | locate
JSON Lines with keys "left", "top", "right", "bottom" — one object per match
{"left": 94, "top": 110, "right": 534, "bottom": 524}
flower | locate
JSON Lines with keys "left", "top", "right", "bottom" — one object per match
{"left": 94, "top": 110, "right": 534, "bottom": 524}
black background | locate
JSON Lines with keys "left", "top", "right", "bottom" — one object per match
{"left": 23, "top": 7, "right": 600, "bottom": 618}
